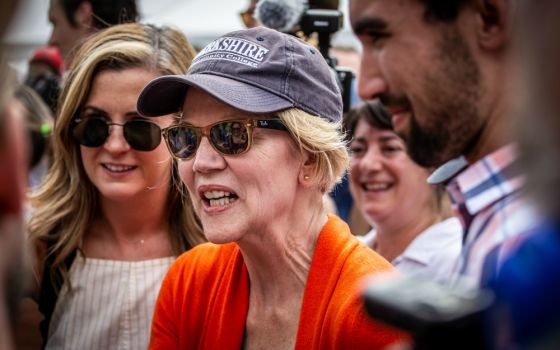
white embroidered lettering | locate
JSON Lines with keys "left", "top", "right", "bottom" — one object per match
{"left": 192, "top": 36, "right": 270, "bottom": 68}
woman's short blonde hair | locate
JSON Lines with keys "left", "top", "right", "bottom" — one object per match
{"left": 278, "top": 108, "right": 349, "bottom": 193}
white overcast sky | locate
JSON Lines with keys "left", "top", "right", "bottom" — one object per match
{"left": 5, "top": 0, "right": 357, "bottom": 48}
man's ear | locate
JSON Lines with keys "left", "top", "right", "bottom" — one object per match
{"left": 474, "top": 0, "right": 512, "bottom": 50}
{"left": 74, "top": 1, "right": 94, "bottom": 28}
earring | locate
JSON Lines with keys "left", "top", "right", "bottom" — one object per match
{"left": 304, "top": 175, "right": 310, "bottom": 181}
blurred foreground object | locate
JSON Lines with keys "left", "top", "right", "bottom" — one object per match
{"left": 363, "top": 275, "right": 493, "bottom": 350}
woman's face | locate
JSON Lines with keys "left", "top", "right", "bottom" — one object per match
{"left": 177, "top": 88, "right": 303, "bottom": 243}
{"left": 348, "top": 118, "right": 433, "bottom": 227}
{"left": 79, "top": 67, "right": 173, "bottom": 202}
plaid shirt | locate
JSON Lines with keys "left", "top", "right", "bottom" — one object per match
{"left": 446, "top": 144, "right": 538, "bottom": 289}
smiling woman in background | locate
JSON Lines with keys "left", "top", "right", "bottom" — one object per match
{"left": 138, "top": 27, "right": 406, "bottom": 349}
{"left": 345, "top": 101, "right": 462, "bottom": 284}
{"left": 26, "top": 23, "right": 204, "bottom": 349}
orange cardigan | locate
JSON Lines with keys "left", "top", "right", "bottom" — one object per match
{"left": 149, "top": 215, "right": 406, "bottom": 349}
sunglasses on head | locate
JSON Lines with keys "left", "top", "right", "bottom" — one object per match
{"left": 72, "top": 116, "right": 163, "bottom": 151}
{"left": 162, "top": 118, "right": 288, "bottom": 160}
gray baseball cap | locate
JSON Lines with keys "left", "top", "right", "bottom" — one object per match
{"left": 137, "top": 26, "right": 343, "bottom": 122}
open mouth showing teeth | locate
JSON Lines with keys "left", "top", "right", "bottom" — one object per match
{"left": 103, "top": 164, "right": 136, "bottom": 172}
{"left": 203, "top": 190, "right": 238, "bottom": 207}
{"left": 363, "top": 183, "right": 391, "bottom": 191}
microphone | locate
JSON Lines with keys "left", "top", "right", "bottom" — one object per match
{"left": 255, "top": 0, "right": 307, "bottom": 33}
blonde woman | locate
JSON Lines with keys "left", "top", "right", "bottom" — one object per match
{"left": 27, "top": 23, "right": 205, "bottom": 349}
{"left": 139, "top": 27, "right": 406, "bottom": 349}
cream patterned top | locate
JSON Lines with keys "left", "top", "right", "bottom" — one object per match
{"left": 46, "top": 254, "right": 174, "bottom": 350}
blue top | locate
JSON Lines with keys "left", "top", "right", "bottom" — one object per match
{"left": 487, "top": 219, "right": 560, "bottom": 348}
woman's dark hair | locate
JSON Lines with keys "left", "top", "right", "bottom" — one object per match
{"left": 342, "top": 100, "right": 392, "bottom": 142}
{"left": 60, "top": 0, "right": 138, "bottom": 29}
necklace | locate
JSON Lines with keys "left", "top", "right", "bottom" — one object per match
{"left": 119, "top": 235, "right": 150, "bottom": 246}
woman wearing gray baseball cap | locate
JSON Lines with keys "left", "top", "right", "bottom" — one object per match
{"left": 140, "top": 27, "right": 406, "bottom": 349}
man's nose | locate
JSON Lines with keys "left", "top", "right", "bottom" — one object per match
{"left": 357, "top": 51, "right": 388, "bottom": 101}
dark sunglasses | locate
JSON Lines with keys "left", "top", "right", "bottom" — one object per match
{"left": 162, "top": 119, "right": 288, "bottom": 160}
{"left": 72, "top": 116, "right": 163, "bottom": 151}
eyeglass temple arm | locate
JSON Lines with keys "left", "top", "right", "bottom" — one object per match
{"left": 255, "top": 119, "right": 288, "bottom": 131}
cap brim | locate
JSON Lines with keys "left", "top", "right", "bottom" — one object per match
{"left": 137, "top": 73, "right": 294, "bottom": 117}
{"left": 137, "top": 76, "right": 190, "bottom": 117}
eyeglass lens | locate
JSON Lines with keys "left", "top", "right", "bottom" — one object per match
{"left": 166, "top": 120, "right": 250, "bottom": 159}
{"left": 72, "top": 117, "right": 162, "bottom": 151}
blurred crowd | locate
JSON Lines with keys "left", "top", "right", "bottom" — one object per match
{"left": 1, "top": 0, "right": 559, "bottom": 349}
